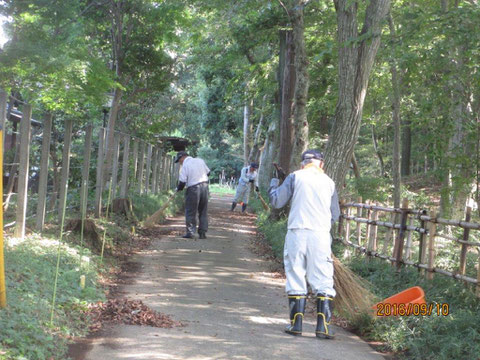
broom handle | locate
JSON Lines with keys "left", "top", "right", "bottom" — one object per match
{"left": 144, "top": 192, "right": 177, "bottom": 226}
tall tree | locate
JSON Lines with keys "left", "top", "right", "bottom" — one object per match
{"left": 324, "top": 0, "right": 391, "bottom": 188}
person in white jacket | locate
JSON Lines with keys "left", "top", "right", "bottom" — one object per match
{"left": 268, "top": 150, "right": 340, "bottom": 339}
{"left": 230, "top": 163, "right": 259, "bottom": 213}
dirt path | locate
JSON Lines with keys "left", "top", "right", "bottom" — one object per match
{"left": 73, "top": 194, "right": 385, "bottom": 360}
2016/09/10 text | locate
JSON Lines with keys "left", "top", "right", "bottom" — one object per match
{"left": 376, "top": 303, "right": 449, "bottom": 316}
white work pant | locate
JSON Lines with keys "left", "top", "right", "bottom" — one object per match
{"left": 234, "top": 182, "right": 251, "bottom": 204}
{"left": 284, "top": 229, "right": 336, "bottom": 297}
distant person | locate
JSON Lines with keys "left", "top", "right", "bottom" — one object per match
{"left": 230, "top": 163, "right": 259, "bottom": 213}
{"left": 268, "top": 150, "right": 340, "bottom": 339}
{"left": 175, "top": 151, "right": 210, "bottom": 239}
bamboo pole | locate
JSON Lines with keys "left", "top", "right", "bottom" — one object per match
{"left": 393, "top": 199, "right": 409, "bottom": 269}
{"left": 145, "top": 144, "right": 152, "bottom": 193}
{"left": 404, "top": 217, "right": 414, "bottom": 260}
{"left": 58, "top": 120, "right": 73, "bottom": 223}
{"left": 119, "top": 135, "right": 130, "bottom": 198}
{"left": 137, "top": 142, "right": 145, "bottom": 194}
{"left": 337, "top": 199, "right": 345, "bottom": 239}
{"left": 132, "top": 139, "right": 139, "bottom": 182}
{"left": 365, "top": 201, "right": 371, "bottom": 248}
{"left": 383, "top": 212, "right": 396, "bottom": 254}
{"left": 355, "top": 196, "right": 362, "bottom": 245}
{"left": 14, "top": 105, "right": 32, "bottom": 239}
{"left": 427, "top": 211, "right": 437, "bottom": 280}
{"left": 368, "top": 208, "right": 379, "bottom": 253}
{"left": 459, "top": 206, "right": 472, "bottom": 275}
{"left": 35, "top": 114, "right": 53, "bottom": 231}
{"left": 345, "top": 202, "right": 351, "bottom": 243}
{"left": 151, "top": 147, "right": 158, "bottom": 194}
{"left": 95, "top": 128, "right": 105, "bottom": 217}
{"left": 418, "top": 216, "right": 428, "bottom": 275}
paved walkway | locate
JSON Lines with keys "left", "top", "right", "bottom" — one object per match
{"left": 77, "top": 194, "right": 385, "bottom": 360}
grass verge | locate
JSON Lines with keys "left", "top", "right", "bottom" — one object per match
{"left": 0, "top": 191, "right": 181, "bottom": 360}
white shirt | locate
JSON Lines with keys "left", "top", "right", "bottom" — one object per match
{"left": 179, "top": 157, "right": 210, "bottom": 187}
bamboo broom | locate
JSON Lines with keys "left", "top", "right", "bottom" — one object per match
{"left": 272, "top": 162, "right": 376, "bottom": 318}
{"left": 144, "top": 192, "right": 177, "bottom": 228}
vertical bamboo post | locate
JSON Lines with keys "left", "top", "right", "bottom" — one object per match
{"left": 345, "top": 202, "right": 351, "bottom": 243}
{"left": 151, "top": 147, "right": 158, "bottom": 194}
{"left": 137, "top": 142, "right": 145, "bottom": 194}
{"left": 356, "top": 196, "right": 363, "bottom": 245}
{"left": 404, "top": 217, "right": 414, "bottom": 260}
{"left": 80, "top": 125, "right": 93, "bottom": 217}
{"left": 110, "top": 135, "right": 120, "bottom": 198}
{"left": 365, "top": 201, "right": 371, "bottom": 248}
{"left": 35, "top": 114, "right": 53, "bottom": 231}
{"left": 155, "top": 149, "right": 163, "bottom": 194}
{"left": 394, "top": 199, "right": 409, "bottom": 270}
{"left": 418, "top": 216, "right": 428, "bottom": 275}
{"left": 368, "top": 207, "right": 379, "bottom": 254}
{"left": 337, "top": 199, "right": 345, "bottom": 239}
{"left": 58, "top": 119, "right": 73, "bottom": 223}
{"left": 427, "top": 210, "right": 437, "bottom": 280}
{"left": 145, "top": 144, "right": 152, "bottom": 193}
{"left": 120, "top": 135, "right": 130, "bottom": 198}
{"left": 132, "top": 139, "right": 139, "bottom": 183}
{"left": 14, "top": 105, "right": 32, "bottom": 239}
{"left": 459, "top": 206, "right": 472, "bottom": 275}
{"left": 95, "top": 128, "right": 105, "bottom": 217}
{"left": 383, "top": 212, "right": 396, "bottom": 254}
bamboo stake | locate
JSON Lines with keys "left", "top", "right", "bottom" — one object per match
{"left": 356, "top": 196, "right": 362, "bottom": 245}
{"left": 427, "top": 211, "right": 437, "bottom": 280}
{"left": 459, "top": 206, "right": 472, "bottom": 275}
{"left": 345, "top": 204, "right": 351, "bottom": 243}
{"left": 50, "top": 166, "right": 70, "bottom": 325}
{"left": 383, "top": 212, "right": 396, "bottom": 254}
{"left": 404, "top": 217, "right": 414, "bottom": 260}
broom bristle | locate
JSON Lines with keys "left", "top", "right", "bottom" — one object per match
{"left": 144, "top": 193, "right": 176, "bottom": 228}
{"left": 333, "top": 255, "right": 377, "bottom": 318}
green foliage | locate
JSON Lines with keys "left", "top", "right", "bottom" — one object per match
{"left": 345, "top": 255, "right": 480, "bottom": 359}
{"left": 0, "top": 234, "right": 104, "bottom": 359}
{"left": 209, "top": 184, "right": 236, "bottom": 196}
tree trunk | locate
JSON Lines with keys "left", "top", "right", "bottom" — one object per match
{"left": 248, "top": 95, "right": 267, "bottom": 164}
{"left": 389, "top": 14, "right": 402, "bottom": 208}
{"left": 324, "top": 0, "right": 391, "bottom": 189}
{"left": 103, "top": 86, "right": 123, "bottom": 184}
{"left": 351, "top": 153, "right": 361, "bottom": 179}
{"left": 289, "top": 1, "right": 310, "bottom": 171}
{"left": 243, "top": 96, "right": 253, "bottom": 165}
{"left": 278, "top": 30, "right": 296, "bottom": 175}
{"left": 401, "top": 118, "right": 411, "bottom": 176}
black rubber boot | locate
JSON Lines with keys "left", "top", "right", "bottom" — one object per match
{"left": 285, "top": 295, "right": 306, "bottom": 336}
{"left": 199, "top": 231, "right": 207, "bottom": 239}
{"left": 316, "top": 294, "right": 335, "bottom": 339}
{"left": 230, "top": 202, "right": 237, "bottom": 211}
{"left": 241, "top": 203, "right": 247, "bottom": 213}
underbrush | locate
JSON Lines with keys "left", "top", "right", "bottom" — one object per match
{"left": 0, "top": 190, "right": 181, "bottom": 360}
{"left": 250, "top": 196, "right": 480, "bottom": 360}
{"left": 209, "top": 184, "right": 236, "bottom": 196}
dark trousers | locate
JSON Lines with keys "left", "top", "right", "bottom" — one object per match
{"left": 185, "top": 183, "right": 209, "bottom": 235}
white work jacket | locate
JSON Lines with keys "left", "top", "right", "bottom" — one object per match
{"left": 238, "top": 166, "right": 258, "bottom": 186}
{"left": 268, "top": 164, "right": 340, "bottom": 232}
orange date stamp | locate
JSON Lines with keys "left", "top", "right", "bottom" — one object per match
{"left": 376, "top": 303, "right": 450, "bottom": 317}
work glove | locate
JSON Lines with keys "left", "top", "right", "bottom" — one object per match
{"left": 249, "top": 179, "right": 254, "bottom": 183}
{"left": 176, "top": 181, "right": 186, "bottom": 192}
{"left": 255, "top": 186, "right": 259, "bottom": 192}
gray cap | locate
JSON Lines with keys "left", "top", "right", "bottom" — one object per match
{"left": 174, "top": 151, "right": 189, "bottom": 163}
{"left": 301, "top": 150, "right": 324, "bottom": 161}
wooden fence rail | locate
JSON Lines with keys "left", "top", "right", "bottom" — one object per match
{"left": 337, "top": 199, "right": 480, "bottom": 297}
